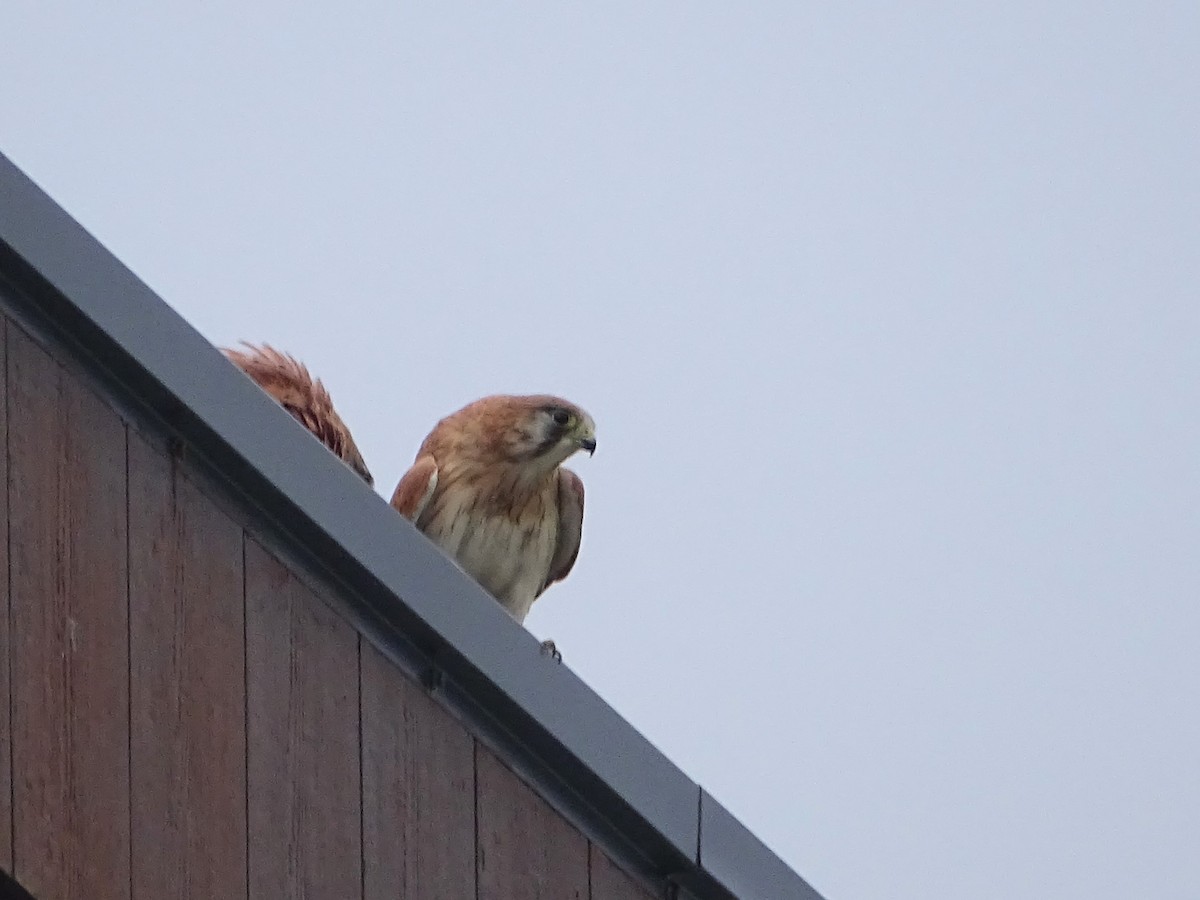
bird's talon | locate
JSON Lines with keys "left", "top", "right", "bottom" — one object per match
{"left": 539, "top": 639, "right": 563, "bottom": 663}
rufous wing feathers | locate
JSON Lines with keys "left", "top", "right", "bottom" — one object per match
{"left": 391, "top": 455, "right": 439, "bottom": 521}
{"left": 541, "top": 468, "right": 585, "bottom": 595}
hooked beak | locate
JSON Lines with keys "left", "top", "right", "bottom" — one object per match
{"left": 579, "top": 437, "right": 597, "bottom": 456}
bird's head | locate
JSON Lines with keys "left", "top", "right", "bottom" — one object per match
{"left": 525, "top": 397, "right": 597, "bottom": 464}
{"left": 434, "top": 394, "right": 596, "bottom": 475}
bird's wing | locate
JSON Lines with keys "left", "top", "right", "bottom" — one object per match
{"left": 223, "top": 342, "right": 374, "bottom": 485}
{"left": 540, "top": 468, "right": 585, "bottom": 595}
{"left": 391, "top": 455, "right": 439, "bottom": 521}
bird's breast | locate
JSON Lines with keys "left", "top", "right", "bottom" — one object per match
{"left": 417, "top": 475, "right": 558, "bottom": 623}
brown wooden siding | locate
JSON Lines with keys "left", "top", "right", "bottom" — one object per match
{"left": 477, "top": 743, "right": 590, "bottom": 899}
{"left": 0, "top": 313, "right": 659, "bottom": 899}
{"left": 0, "top": 320, "right": 10, "bottom": 875}
{"left": 361, "top": 640, "right": 476, "bottom": 899}
{"left": 128, "top": 432, "right": 247, "bottom": 899}
{"left": 8, "top": 322, "right": 130, "bottom": 900}
{"left": 592, "top": 846, "right": 656, "bottom": 900}
{"left": 245, "top": 538, "right": 362, "bottom": 899}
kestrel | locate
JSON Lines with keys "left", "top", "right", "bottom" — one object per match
{"left": 223, "top": 342, "right": 373, "bottom": 485}
{"left": 392, "top": 395, "right": 595, "bottom": 626}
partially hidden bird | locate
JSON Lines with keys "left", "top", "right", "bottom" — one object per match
{"left": 223, "top": 343, "right": 595, "bottom": 634}
{"left": 222, "top": 343, "right": 374, "bottom": 485}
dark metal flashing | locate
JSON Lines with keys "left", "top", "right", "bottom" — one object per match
{"left": 700, "top": 791, "right": 825, "bottom": 899}
{"left": 0, "top": 150, "right": 823, "bottom": 900}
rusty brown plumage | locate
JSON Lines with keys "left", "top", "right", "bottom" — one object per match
{"left": 222, "top": 342, "right": 373, "bottom": 485}
{"left": 391, "top": 394, "right": 595, "bottom": 624}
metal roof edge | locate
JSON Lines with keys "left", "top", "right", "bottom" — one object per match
{"left": 700, "top": 790, "right": 826, "bottom": 900}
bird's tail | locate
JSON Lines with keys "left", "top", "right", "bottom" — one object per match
{"left": 222, "top": 342, "right": 374, "bottom": 486}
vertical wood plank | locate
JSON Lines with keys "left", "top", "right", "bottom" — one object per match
{"left": 476, "top": 745, "right": 588, "bottom": 900}
{"left": 589, "top": 846, "right": 658, "bottom": 900}
{"left": 128, "top": 434, "right": 247, "bottom": 899}
{"left": 360, "top": 641, "right": 475, "bottom": 899}
{"left": 245, "top": 539, "right": 360, "bottom": 900}
{"left": 8, "top": 325, "right": 129, "bottom": 899}
{"left": 0, "top": 317, "right": 9, "bottom": 872}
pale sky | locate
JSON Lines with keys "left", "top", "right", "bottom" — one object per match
{"left": 4, "top": 4, "right": 1198, "bottom": 898}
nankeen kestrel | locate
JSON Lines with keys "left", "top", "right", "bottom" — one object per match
{"left": 223, "top": 343, "right": 373, "bottom": 485}
{"left": 392, "top": 394, "right": 595, "bottom": 625}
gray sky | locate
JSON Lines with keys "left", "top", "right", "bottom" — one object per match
{"left": 5, "top": 4, "right": 1198, "bottom": 898}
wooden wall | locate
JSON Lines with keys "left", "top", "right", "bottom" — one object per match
{"left": 0, "top": 316, "right": 657, "bottom": 900}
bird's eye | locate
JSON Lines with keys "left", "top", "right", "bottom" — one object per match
{"left": 551, "top": 408, "right": 571, "bottom": 427}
